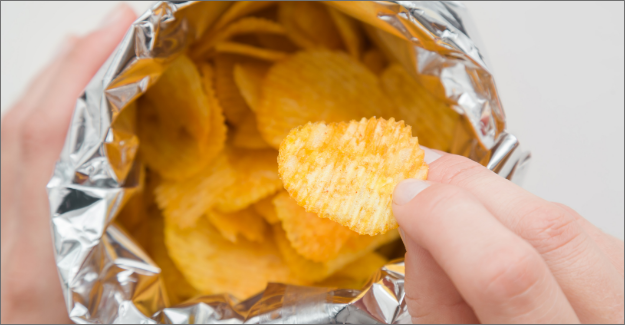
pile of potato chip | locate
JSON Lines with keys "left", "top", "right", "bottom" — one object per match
{"left": 114, "top": 1, "right": 458, "bottom": 303}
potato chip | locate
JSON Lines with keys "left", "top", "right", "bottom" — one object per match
{"left": 278, "top": 2, "right": 343, "bottom": 50}
{"left": 315, "top": 252, "right": 387, "bottom": 289}
{"left": 138, "top": 56, "right": 225, "bottom": 180}
{"left": 205, "top": 207, "right": 268, "bottom": 243}
{"left": 278, "top": 117, "right": 429, "bottom": 235}
{"left": 155, "top": 152, "right": 236, "bottom": 229}
{"left": 214, "top": 42, "right": 289, "bottom": 62}
{"left": 273, "top": 191, "right": 354, "bottom": 262}
{"left": 212, "top": 1, "right": 277, "bottom": 32}
{"left": 253, "top": 194, "right": 280, "bottom": 224}
{"left": 232, "top": 113, "right": 271, "bottom": 149}
{"left": 273, "top": 225, "right": 398, "bottom": 282}
{"left": 257, "top": 50, "right": 396, "bottom": 148}
{"left": 214, "top": 54, "right": 254, "bottom": 125}
{"left": 191, "top": 1, "right": 277, "bottom": 58}
{"left": 165, "top": 216, "right": 304, "bottom": 300}
{"left": 381, "top": 64, "right": 459, "bottom": 151}
{"left": 362, "top": 47, "right": 388, "bottom": 75}
{"left": 193, "top": 17, "right": 285, "bottom": 59}
{"left": 328, "top": 7, "right": 364, "bottom": 59}
{"left": 256, "top": 34, "right": 299, "bottom": 52}
{"left": 233, "top": 61, "right": 271, "bottom": 112}
{"left": 213, "top": 147, "right": 283, "bottom": 212}
{"left": 146, "top": 212, "right": 199, "bottom": 305}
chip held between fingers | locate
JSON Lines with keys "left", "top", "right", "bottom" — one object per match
{"left": 278, "top": 117, "right": 429, "bottom": 235}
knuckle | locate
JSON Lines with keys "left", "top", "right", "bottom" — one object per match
{"left": 434, "top": 155, "right": 489, "bottom": 187}
{"left": 424, "top": 185, "right": 472, "bottom": 217}
{"left": 518, "top": 203, "right": 585, "bottom": 256}
{"left": 477, "top": 246, "right": 543, "bottom": 303}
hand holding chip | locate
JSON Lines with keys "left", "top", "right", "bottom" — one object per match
{"left": 393, "top": 149, "right": 625, "bottom": 324}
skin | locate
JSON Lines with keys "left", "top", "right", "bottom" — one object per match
{"left": 393, "top": 150, "right": 624, "bottom": 323}
{"left": 0, "top": 5, "right": 137, "bottom": 323}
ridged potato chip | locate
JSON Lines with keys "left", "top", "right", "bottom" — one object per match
{"left": 193, "top": 17, "right": 285, "bottom": 58}
{"left": 233, "top": 61, "right": 271, "bottom": 112}
{"left": 381, "top": 64, "right": 459, "bottom": 151}
{"left": 138, "top": 56, "right": 225, "bottom": 180}
{"left": 257, "top": 50, "right": 396, "bottom": 148}
{"left": 328, "top": 7, "right": 364, "bottom": 59}
{"left": 116, "top": 171, "right": 199, "bottom": 305}
{"left": 256, "top": 34, "right": 299, "bottom": 52}
{"left": 273, "top": 225, "right": 398, "bottom": 282}
{"left": 212, "top": 1, "right": 277, "bottom": 32}
{"left": 315, "top": 252, "right": 387, "bottom": 289}
{"left": 213, "top": 147, "right": 283, "bottom": 213}
{"left": 278, "top": 2, "right": 342, "bottom": 50}
{"left": 165, "top": 217, "right": 304, "bottom": 300}
{"left": 191, "top": 1, "right": 278, "bottom": 59}
{"left": 273, "top": 191, "right": 354, "bottom": 262}
{"left": 232, "top": 113, "right": 271, "bottom": 149}
{"left": 362, "top": 47, "right": 388, "bottom": 75}
{"left": 214, "top": 42, "right": 289, "bottom": 62}
{"left": 278, "top": 117, "right": 428, "bottom": 235}
{"left": 253, "top": 194, "right": 280, "bottom": 224}
{"left": 214, "top": 54, "right": 254, "bottom": 125}
{"left": 155, "top": 152, "right": 236, "bottom": 229}
{"left": 206, "top": 207, "right": 268, "bottom": 243}
{"left": 146, "top": 212, "right": 199, "bottom": 306}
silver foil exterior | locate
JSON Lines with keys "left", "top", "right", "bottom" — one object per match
{"left": 46, "top": 1, "right": 531, "bottom": 323}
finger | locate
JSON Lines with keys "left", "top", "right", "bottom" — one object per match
{"left": 402, "top": 233, "right": 479, "bottom": 324}
{"left": 1, "top": 37, "right": 78, "bottom": 257}
{"left": 19, "top": 3, "right": 137, "bottom": 171}
{"left": 393, "top": 180, "right": 579, "bottom": 323}
{"left": 553, "top": 202, "right": 625, "bottom": 277}
{"left": 426, "top": 151, "right": 624, "bottom": 323}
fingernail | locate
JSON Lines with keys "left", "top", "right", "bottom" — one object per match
{"left": 51, "top": 35, "right": 78, "bottom": 60}
{"left": 421, "top": 146, "right": 442, "bottom": 164}
{"left": 393, "top": 179, "right": 430, "bottom": 206}
{"left": 98, "top": 4, "right": 128, "bottom": 29}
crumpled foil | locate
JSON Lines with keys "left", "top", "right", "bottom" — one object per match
{"left": 46, "top": 1, "right": 531, "bottom": 323}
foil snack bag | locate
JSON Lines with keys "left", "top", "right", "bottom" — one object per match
{"left": 46, "top": 1, "right": 531, "bottom": 323}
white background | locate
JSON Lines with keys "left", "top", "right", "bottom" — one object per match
{"left": 1, "top": 2, "right": 623, "bottom": 239}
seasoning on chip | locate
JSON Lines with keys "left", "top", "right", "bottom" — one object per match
{"left": 278, "top": 117, "right": 428, "bottom": 235}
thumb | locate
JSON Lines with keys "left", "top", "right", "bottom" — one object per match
{"left": 392, "top": 179, "right": 480, "bottom": 324}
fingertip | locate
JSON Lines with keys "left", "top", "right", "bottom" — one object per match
{"left": 96, "top": 3, "right": 138, "bottom": 32}
{"left": 393, "top": 179, "right": 431, "bottom": 206}
{"left": 420, "top": 146, "right": 444, "bottom": 164}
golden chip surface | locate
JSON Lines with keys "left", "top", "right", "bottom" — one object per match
{"left": 381, "top": 64, "right": 459, "bottom": 151}
{"left": 257, "top": 50, "right": 396, "bottom": 148}
{"left": 273, "top": 225, "right": 398, "bottom": 282}
{"left": 278, "top": 117, "right": 428, "bottom": 235}
{"left": 138, "top": 55, "right": 225, "bottom": 180}
{"left": 165, "top": 217, "right": 305, "bottom": 300}
{"left": 206, "top": 207, "right": 268, "bottom": 243}
{"left": 273, "top": 191, "right": 354, "bottom": 262}
{"left": 155, "top": 152, "right": 236, "bottom": 229}
{"left": 253, "top": 194, "right": 281, "bottom": 224}
{"left": 212, "top": 147, "right": 283, "bottom": 213}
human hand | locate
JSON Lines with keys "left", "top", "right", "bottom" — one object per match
{"left": 0, "top": 5, "right": 136, "bottom": 323}
{"left": 393, "top": 149, "right": 624, "bottom": 323}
